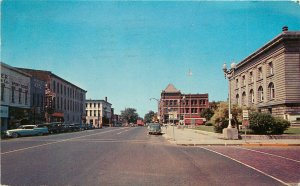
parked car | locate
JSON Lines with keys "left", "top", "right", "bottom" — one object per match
{"left": 6, "top": 125, "right": 49, "bottom": 138}
{"left": 148, "top": 123, "right": 162, "bottom": 135}
{"left": 37, "top": 122, "right": 64, "bottom": 134}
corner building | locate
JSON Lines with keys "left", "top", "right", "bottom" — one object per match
{"left": 231, "top": 27, "right": 300, "bottom": 124}
{"left": 159, "top": 84, "right": 209, "bottom": 125}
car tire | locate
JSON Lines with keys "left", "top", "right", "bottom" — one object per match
{"left": 37, "top": 132, "right": 43, "bottom": 136}
{"left": 12, "top": 132, "right": 19, "bottom": 138}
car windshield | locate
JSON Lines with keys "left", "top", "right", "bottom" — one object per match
{"left": 150, "top": 124, "right": 161, "bottom": 129}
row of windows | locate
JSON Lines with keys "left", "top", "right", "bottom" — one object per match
{"left": 164, "top": 99, "right": 207, "bottom": 106}
{"left": 53, "top": 97, "right": 83, "bottom": 113}
{"left": 164, "top": 108, "right": 205, "bottom": 114}
{"left": 1, "top": 84, "right": 29, "bottom": 105}
{"left": 236, "top": 62, "right": 274, "bottom": 88}
{"left": 235, "top": 82, "right": 275, "bottom": 105}
{"left": 52, "top": 80, "right": 84, "bottom": 101}
{"left": 86, "top": 103, "right": 102, "bottom": 108}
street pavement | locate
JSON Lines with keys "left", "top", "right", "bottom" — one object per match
{"left": 1, "top": 127, "right": 299, "bottom": 186}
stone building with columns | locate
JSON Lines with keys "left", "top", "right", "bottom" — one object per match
{"left": 230, "top": 26, "right": 300, "bottom": 124}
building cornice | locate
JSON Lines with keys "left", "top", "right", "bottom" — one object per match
{"left": 236, "top": 31, "right": 300, "bottom": 69}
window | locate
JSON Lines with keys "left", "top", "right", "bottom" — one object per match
{"left": 1, "top": 83, "right": 5, "bottom": 101}
{"left": 236, "top": 94, "right": 239, "bottom": 105}
{"left": 269, "top": 62, "right": 274, "bottom": 75}
{"left": 249, "top": 90, "right": 254, "bottom": 104}
{"left": 258, "top": 67, "right": 263, "bottom": 80}
{"left": 25, "top": 90, "right": 28, "bottom": 105}
{"left": 268, "top": 82, "right": 275, "bottom": 100}
{"left": 258, "top": 86, "right": 264, "bottom": 102}
{"left": 242, "top": 92, "right": 246, "bottom": 106}
{"left": 249, "top": 71, "right": 254, "bottom": 83}
{"left": 169, "top": 100, "right": 173, "bottom": 106}
{"left": 90, "top": 110, "right": 92, "bottom": 116}
{"left": 242, "top": 75, "right": 246, "bottom": 86}
{"left": 57, "top": 82, "right": 59, "bottom": 94}
{"left": 53, "top": 81, "right": 56, "bottom": 92}
{"left": 57, "top": 97, "right": 60, "bottom": 109}
{"left": 235, "top": 78, "right": 239, "bottom": 89}
{"left": 11, "top": 86, "right": 15, "bottom": 103}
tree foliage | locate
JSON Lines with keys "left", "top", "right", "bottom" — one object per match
{"left": 210, "top": 102, "right": 244, "bottom": 132}
{"left": 249, "top": 112, "right": 290, "bottom": 134}
{"left": 120, "top": 108, "right": 139, "bottom": 124}
{"left": 200, "top": 108, "right": 214, "bottom": 122}
{"left": 144, "top": 110, "right": 155, "bottom": 123}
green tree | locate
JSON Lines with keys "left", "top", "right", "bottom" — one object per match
{"left": 200, "top": 108, "right": 214, "bottom": 122}
{"left": 144, "top": 111, "right": 155, "bottom": 123}
{"left": 210, "top": 102, "right": 243, "bottom": 133}
{"left": 121, "top": 108, "right": 139, "bottom": 124}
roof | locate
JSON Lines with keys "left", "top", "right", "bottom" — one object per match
{"left": 163, "top": 84, "right": 180, "bottom": 93}
{"left": 17, "top": 68, "right": 87, "bottom": 92}
{"left": 236, "top": 30, "right": 300, "bottom": 69}
{"left": 1, "top": 62, "right": 32, "bottom": 78}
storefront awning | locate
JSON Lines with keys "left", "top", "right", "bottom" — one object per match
{"left": 51, "top": 112, "right": 64, "bottom": 117}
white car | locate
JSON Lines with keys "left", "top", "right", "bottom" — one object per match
{"left": 6, "top": 125, "right": 49, "bottom": 138}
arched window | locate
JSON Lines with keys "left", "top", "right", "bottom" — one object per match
{"left": 236, "top": 94, "right": 239, "bottom": 105}
{"left": 258, "top": 86, "right": 264, "bottom": 102}
{"left": 249, "top": 89, "right": 254, "bottom": 104}
{"left": 242, "top": 92, "right": 246, "bottom": 106}
{"left": 268, "top": 82, "right": 275, "bottom": 100}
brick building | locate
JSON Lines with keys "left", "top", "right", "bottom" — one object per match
{"left": 159, "top": 84, "right": 209, "bottom": 125}
{"left": 18, "top": 68, "right": 87, "bottom": 124}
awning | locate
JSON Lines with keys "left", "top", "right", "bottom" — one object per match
{"left": 51, "top": 112, "right": 64, "bottom": 117}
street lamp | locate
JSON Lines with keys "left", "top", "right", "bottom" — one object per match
{"left": 223, "top": 62, "right": 236, "bottom": 128}
{"left": 182, "top": 96, "right": 186, "bottom": 126}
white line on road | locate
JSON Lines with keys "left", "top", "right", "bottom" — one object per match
{"left": 200, "top": 147, "right": 289, "bottom": 186}
{"left": 1, "top": 128, "right": 125, "bottom": 155}
{"left": 117, "top": 129, "right": 130, "bottom": 135}
{"left": 235, "top": 146, "right": 300, "bottom": 163}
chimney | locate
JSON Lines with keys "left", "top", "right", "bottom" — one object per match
{"left": 105, "top": 97, "right": 107, "bottom": 102}
{"left": 282, "top": 26, "right": 288, "bottom": 32}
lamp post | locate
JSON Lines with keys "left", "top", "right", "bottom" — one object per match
{"left": 222, "top": 62, "right": 239, "bottom": 140}
{"left": 223, "top": 62, "right": 236, "bottom": 128}
{"left": 182, "top": 96, "right": 186, "bottom": 126}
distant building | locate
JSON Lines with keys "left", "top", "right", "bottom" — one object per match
{"left": 230, "top": 26, "right": 300, "bottom": 124}
{"left": 85, "top": 97, "right": 112, "bottom": 128}
{"left": 159, "top": 84, "right": 209, "bottom": 125}
{"left": 1, "top": 62, "right": 31, "bottom": 130}
{"left": 18, "top": 68, "right": 86, "bottom": 124}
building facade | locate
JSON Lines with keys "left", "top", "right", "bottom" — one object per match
{"left": 85, "top": 98, "right": 112, "bottom": 128}
{"left": 30, "top": 77, "right": 46, "bottom": 125}
{"left": 159, "top": 84, "right": 209, "bottom": 125}
{"left": 1, "top": 62, "right": 31, "bottom": 131}
{"left": 18, "top": 68, "right": 87, "bottom": 124}
{"left": 230, "top": 27, "right": 300, "bottom": 124}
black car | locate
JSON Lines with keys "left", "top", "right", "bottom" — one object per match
{"left": 37, "top": 122, "right": 64, "bottom": 134}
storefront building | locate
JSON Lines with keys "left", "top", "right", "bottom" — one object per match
{"left": 85, "top": 97, "right": 112, "bottom": 128}
{"left": 18, "top": 68, "right": 87, "bottom": 124}
{"left": 1, "top": 62, "right": 31, "bottom": 131}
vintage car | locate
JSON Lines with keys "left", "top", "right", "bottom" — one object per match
{"left": 6, "top": 125, "right": 49, "bottom": 138}
{"left": 148, "top": 123, "right": 162, "bottom": 135}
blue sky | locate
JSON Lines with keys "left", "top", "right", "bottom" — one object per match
{"left": 2, "top": 1, "right": 300, "bottom": 117}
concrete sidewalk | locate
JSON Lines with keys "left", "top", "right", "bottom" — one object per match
{"left": 162, "top": 126, "right": 300, "bottom": 146}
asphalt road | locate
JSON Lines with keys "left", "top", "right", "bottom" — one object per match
{"left": 1, "top": 127, "right": 292, "bottom": 186}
